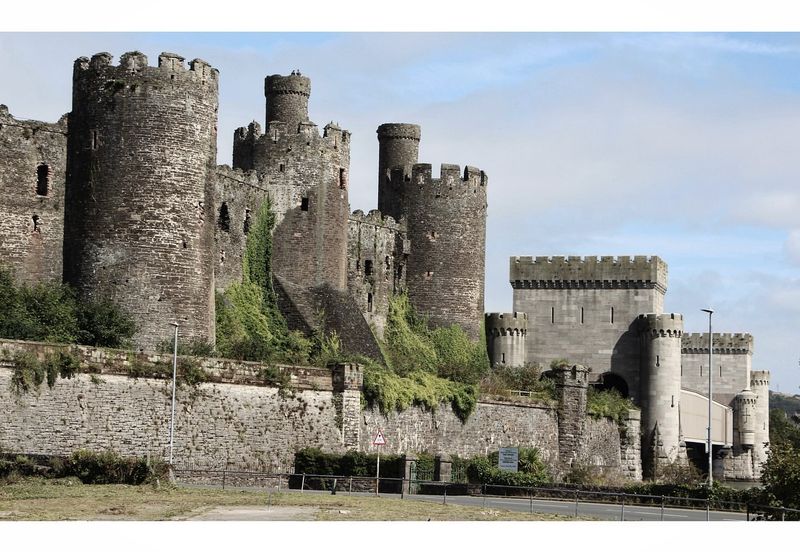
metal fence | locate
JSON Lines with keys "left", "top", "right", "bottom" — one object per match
{"left": 171, "top": 466, "right": 800, "bottom": 521}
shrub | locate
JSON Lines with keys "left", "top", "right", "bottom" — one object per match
{"left": 586, "top": 387, "right": 637, "bottom": 424}
{"left": 64, "top": 450, "right": 167, "bottom": 485}
{"left": 466, "top": 448, "right": 551, "bottom": 487}
{"left": 479, "top": 363, "right": 557, "bottom": 404}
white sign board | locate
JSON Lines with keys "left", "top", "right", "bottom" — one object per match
{"left": 373, "top": 430, "right": 386, "bottom": 446}
{"left": 498, "top": 447, "right": 519, "bottom": 472}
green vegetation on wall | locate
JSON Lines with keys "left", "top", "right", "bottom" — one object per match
{"left": 587, "top": 387, "right": 636, "bottom": 425}
{"left": 0, "top": 269, "right": 135, "bottom": 348}
{"left": 466, "top": 447, "right": 551, "bottom": 486}
{"left": 215, "top": 199, "right": 311, "bottom": 364}
{"left": 360, "top": 294, "right": 488, "bottom": 421}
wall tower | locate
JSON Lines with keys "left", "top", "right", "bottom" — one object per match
{"left": 265, "top": 72, "right": 311, "bottom": 132}
{"left": 485, "top": 312, "right": 528, "bottom": 368}
{"left": 63, "top": 52, "right": 218, "bottom": 350}
{"left": 750, "top": 370, "right": 770, "bottom": 471}
{"left": 638, "top": 313, "right": 684, "bottom": 475}
{"left": 401, "top": 163, "right": 488, "bottom": 340}
{"left": 376, "top": 123, "right": 421, "bottom": 221}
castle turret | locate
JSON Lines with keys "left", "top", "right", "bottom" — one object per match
{"left": 403, "top": 163, "right": 488, "bottom": 340}
{"left": 485, "top": 312, "right": 527, "bottom": 368}
{"left": 638, "top": 313, "right": 684, "bottom": 475}
{"left": 552, "top": 363, "right": 590, "bottom": 467}
{"left": 734, "top": 389, "right": 757, "bottom": 448}
{"left": 63, "top": 52, "right": 219, "bottom": 351}
{"left": 750, "top": 370, "right": 770, "bottom": 470}
{"left": 265, "top": 72, "right": 311, "bottom": 131}
{"left": 376, "top": 123, "right": 421, "bottom": 221}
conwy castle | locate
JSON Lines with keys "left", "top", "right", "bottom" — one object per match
{"left": 0, "top": 50, "right": 769, "bottom": 481}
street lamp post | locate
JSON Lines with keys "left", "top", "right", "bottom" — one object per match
{"left": 169, "top": 323, "right": 179, "bottom": 466}
{"left": 701, "top": 309, "right": 713, "bottom": 488}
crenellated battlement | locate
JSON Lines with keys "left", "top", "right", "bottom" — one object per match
{"left": 349, "top": 209, "right": 402, "bottom": 230}
{"left": 638, "top": 313, "right": 684, "bottom": 338}
{"left": 681, "top": 333, "right": 754, "bottom": 354}
{"left": 74, "top": 51, "right": 218, "bottom": 89}
{"left": 510, "top": 255, "right": 668, "bottom": 292}
{"left": 265, "top": 73, "right": 311, "bottom": 98}
{"left": 0, "top": 104, "right": 68, "bottom": 133}
{"left": 485, "top": 312, "right": 528, "bottom": 337}
{"left": 750, "top": 370, "right": 770, "bottom": 386}
{"left": 408, "top": 163, "right": 489, "bottom": 189}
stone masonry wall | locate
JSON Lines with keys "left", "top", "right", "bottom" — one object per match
{"left": 0, "top": 106, "right": 67, "bottom": 284}
{"left": 511, "top": 255, "right": 668, "bottom": 403}
{"left": 680, "top": 333, "right": 753, "bottom": 406}
{"left": 346, "top": 209, "right": 407, "bottom": 338}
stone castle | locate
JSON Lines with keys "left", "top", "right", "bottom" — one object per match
{"left": 0, "top": 50, "right": 768, "bottom": 481}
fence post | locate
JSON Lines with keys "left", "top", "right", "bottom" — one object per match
{"left": 706, "top": 499, "right": 710, "bottom": 521}
{"left": 574, "top": 489, "right": 579, "bottom": 518}
{"left": 442, "top": 484, "right": 447, "bottom": 505}
{"left": 782, "top": 510, "right": 785, "bottom": 522}
{"left": 746, "top": 503, "right": 750, "bottom": 522}
{"left": 529, "top": 488, "right": 533, "bottom": 514}
{"left": 661, "top": 496, "right": 665, "bottom": 521}
{"left": 301, "top": 473, "right": 306, "bottom": 493}
{"left": 621, "top": 496, "right": 625, "bottom": 521}
{"left": 349, "top": 477, "right": 353, "bottom": 495}
{"left": 483, "top": 484, "right": 487, "bottom": 507}
{"left": 222, "top": 468, "right": 226, "bottom": 490}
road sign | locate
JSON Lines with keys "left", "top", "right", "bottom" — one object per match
{"left": 373, "top": 430, "right": 386, "bottom": 446}
{"left": 498, "top": 447, "right": 519, "bottom": 472}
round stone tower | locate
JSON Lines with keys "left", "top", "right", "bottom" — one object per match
{"left": 734, "top": 389, "right": 757, "bottom": 448}
{"left": 638, "top": 313, "right": 684, "bottom": 472}
{"left": 403, "top": 163, "right": 488, "bottom": 341}
{"left": 63, "top": 51, "right": 218, "bottom": 351}
{"left": 485, "top": 312, "right": 527, "bottom": 368}
{"left": 376, "top": 123, "right": 421, "bottom": 221}
{"left": 750, "top": 370, "right": 770, "bottom": 468}
{"left": 265, "top": 73, "right": 311, "bottom": 131}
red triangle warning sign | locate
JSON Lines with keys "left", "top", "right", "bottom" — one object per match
{"left": 372, "top": 430, "right": 386, "bottom": 446}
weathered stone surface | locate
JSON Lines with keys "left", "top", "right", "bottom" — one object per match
{"left": 0, "top": 107, "right": 67, "bottom": 284}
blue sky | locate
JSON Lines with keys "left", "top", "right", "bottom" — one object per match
{"left": 1, "top": 32, "right": 799, "bottom": 394}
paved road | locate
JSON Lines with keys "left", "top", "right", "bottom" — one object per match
{"left": 179, "top": 483, "right": 747, "bottom": 521}
{"left": 404, "top": 493, "right": 747, "bottom": 521}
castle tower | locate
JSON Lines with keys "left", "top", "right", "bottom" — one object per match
{"left": 63, "top": 52, "right": 218, "bottom": 350}
{"left": 376, "top": 123, "right": 421, "bottom": 221}
{"left": 552, "top": 363, "right": 590, "bottom": 467}
{"left": 402, "top": 163, "right": 488, "bottom": 340}
{"left": 265, "top": 73, "right": 311, "bottom": 131}
{"left": 485, "top": 312, "right": 528, "bottom": 368}
{"left": 638, "top": 313, "right": 684, "bottom": 476}
{"left": 231, "top": 73, "right": 350, "bottom": 293}
{"left": 734, "top": 389, "right": 757, "bottom": 449}
{"left": 510, "top": 255, "right": 668, "bottom": 402}
{"left": 750, "top": 370, "right": 770, "bottom": 470}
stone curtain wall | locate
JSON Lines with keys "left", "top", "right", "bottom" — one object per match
{"left": 0, "top": 339, "right": 636, "bottom": 479}
{"left": 0, "top": 106, "right": 68, "bottom": 285}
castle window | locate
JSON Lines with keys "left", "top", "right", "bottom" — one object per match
{"left": 31, "top": 214, "right": 41, "bottom": 233}
{"left": 396, "top": 264, "right": 403, "bottom": 280}
{"left": 700, "top": 365, "right": 703, "bottom": 377}
{"left": 719, "top": 364, "right": 722, "bottom": 377}
{"left": 610, "top": 307, "right": 614, "bottom": 324}
{"left": 656, "top": 355, "right": 660, "bottom": 367}
{"left": 243, "top": 208, "right": 252, "bottom": 234}
{"left": 218, "top": 202, "right": 231, "bottom": 232}
{"left": 279, "top": 163, "right": 285, "bottom": 172}
{"left": 551, "top": 307, "right": 555, "bottom": 324}
{"left": 36, "top": 164, "right": 50, "bottom": 196}
{"left": 339, "top": 168, "right": 347, "bottom": 190}
{"left": 301, "top": 197, "right": 309, "bottom": 211}
{"left": 367, "top": 293, "right": 373, "bottom": 313}
{"left": 580, "top": 307, "right": 584, "bottom": 324}
{"left": 364, "top": 260, "right": 373, "bottom": 277}
{"left": 501, "top": 353, "right": 506, "bottom": 364}
{"left": 90, "top": 129, "right": 99, "bottom": 150}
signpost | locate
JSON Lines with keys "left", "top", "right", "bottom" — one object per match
{"left": 498, "top": 447, "right": 519, "bottom": 472}
{"left": 373, "top": 429, "right": 386, "bottom": 496}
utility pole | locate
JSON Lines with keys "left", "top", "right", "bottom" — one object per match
{"left": 701, "top": 309, "right": 713, "bottom": 488}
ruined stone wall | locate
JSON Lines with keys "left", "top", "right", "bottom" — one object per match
{"left": 510, "top": 255, "right": 668, "bottom": 402}
{"left": 680, "top": 333, "right": 753, "bottom": 406}
{"left": 212, "top": 166, "right": 269, "bottom": 291}
{"left": 403, "top": 163, "right": 488, "bottom": 340}
{"left": 0, "top": 106, "right": 67, "bottom": 284}
{"left": 346, "top": 209, "right": 407, "bottom": 338}
{"left": 63, "top": 52, "right": 218, "bottom": 351}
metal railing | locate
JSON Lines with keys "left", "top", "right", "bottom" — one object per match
{"left": 170, "top": 466, "right": 800, "bottom": 521}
